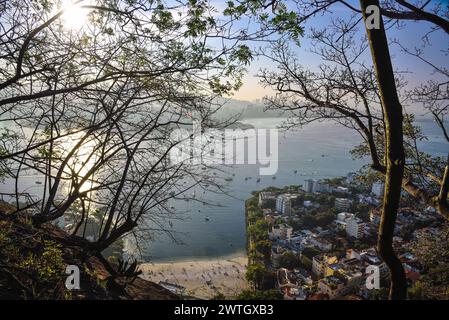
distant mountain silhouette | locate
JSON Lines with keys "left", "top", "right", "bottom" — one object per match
{"left": 212, "top": 98, "right": 284, "bottom": 120}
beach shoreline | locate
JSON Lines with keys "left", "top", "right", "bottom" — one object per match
{"left": 139, "top": 254, "right": 249, "bottom": 299}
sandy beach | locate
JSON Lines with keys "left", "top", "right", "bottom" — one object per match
{"left": 139, "top": 255, "right": 249, "bottom": 299}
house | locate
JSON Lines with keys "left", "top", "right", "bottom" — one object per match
{"left": 309, "top": 236, "right": 333, "bottom": 252}
{"left": 270, "top": 223, "right": 293, "bottom": 240}
{"left": 312, "top": 254, "right": 338, "bottom": 277}
{"left": 317, "top": 276, "right": 346, "bottom": 299}
{"left": 277, "top": 268, "right": 311, "bottom": 300}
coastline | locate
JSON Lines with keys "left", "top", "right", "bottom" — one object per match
{"left": 143, "top": 250, "right": 248, "bottom": 264}
{"left": 139, "top": 253, "right": 249, "bottom": 299}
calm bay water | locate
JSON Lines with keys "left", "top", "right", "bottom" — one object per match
{"left": 136, "top": 117, "right": 448, "bottom": 262}
{"left": 1, "top": 117, "right": 447, "bottom": 263}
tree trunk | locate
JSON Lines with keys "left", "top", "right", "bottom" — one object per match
{"left": 94, "top": 218, "right": 137, "bottom": 252}
{"left": 359, "top": 0, "right": 407, "bottom": 300}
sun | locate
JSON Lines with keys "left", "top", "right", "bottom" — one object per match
{"left": 60, "top": 0, "right": 88, "bottom": 30}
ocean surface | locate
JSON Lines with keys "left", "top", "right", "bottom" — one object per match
{"left": 1, "top": 117, "right": 447, "bottom": 263}
{"left": 131, "top": 117, "right": 448, "bottom": 262}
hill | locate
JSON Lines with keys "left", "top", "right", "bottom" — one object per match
{"left": 0, "top": 201, "right": 177, "bottom": 300}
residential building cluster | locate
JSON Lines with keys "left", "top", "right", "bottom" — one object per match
{"left": 251, "top": 173, "right": 443, "bottom": 300}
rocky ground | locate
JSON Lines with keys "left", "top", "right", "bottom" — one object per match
{"left": 0, "top": 201, "right": 177, "bottom": 300}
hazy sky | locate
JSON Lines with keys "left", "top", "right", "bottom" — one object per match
{"left": 230, "top": 1, "right": 449, "bottom": 103}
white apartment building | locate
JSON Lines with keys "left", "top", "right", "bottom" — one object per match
{"left": 313, "top": 180, "right": 330, "bottom": 193}
{"left": 304, "top": 179, "right": 314, "bottom": 193}
{"left": 335, "top": 197, "right": 352, "bottom": 211}
{"left": 335, "top": 212, "right": 355, "bottom": 230}
{"left": 337, "top": 212, "right": 355, "bottom": 222}
{"left": 303, "top": 179, "right": 331, "bottom": 194}
{"left": 276, "top": 194, "right": 297, "bottom": 215}
{"left": 346, "top": 218, "right": 365, "bottom": 239}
